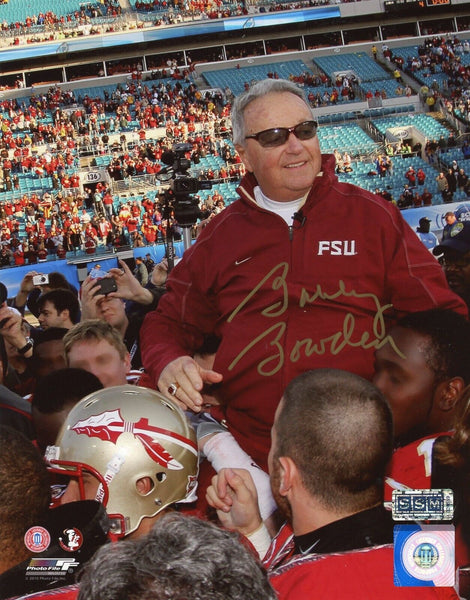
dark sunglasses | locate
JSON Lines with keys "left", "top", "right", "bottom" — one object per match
{"left": 245, "top": 120, "right": 318, "bottom": 148}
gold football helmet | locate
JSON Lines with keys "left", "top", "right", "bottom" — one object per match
{"left": 46, "top": 385, "right": 198, "bottom": 539}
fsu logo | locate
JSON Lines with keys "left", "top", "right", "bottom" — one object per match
{"left": 71, "top": 409, "right": 197, "bottom": 469}
{"left": 59, "top": 527, "right": 83, "bottom": 552}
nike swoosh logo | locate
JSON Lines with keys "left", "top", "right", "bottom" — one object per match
{"left": 235, "top": 257, "right": 252, "bottom": 266}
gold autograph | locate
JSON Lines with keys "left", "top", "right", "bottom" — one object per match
{"left": 227, "top": 262, "right": 404, "bottom": 376}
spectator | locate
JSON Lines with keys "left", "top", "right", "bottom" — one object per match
{"left": 416, "top": 167, "right": 426, "bottom": 185}
{"left": 134, "top": 256, "right": 149, "bottom": 286}
{"left": 415, "top": 216, "right": 438, "bottom": 251}
{"left": 63, "top": 320, "right": 132, "bottom": 388}
{"left": 436, "top": 171, "right": 451, "bottom": 202}
{"left": 37, "top": 288, "right": 80, "bottom": 330}
{"left": 442, "top": 211, "right": 457, "bottom": 241}
{"left": 405, "top": 165, "right": 416, "bottom": 186}
{"left": 29, "top": 327, "right": 69, "bottom": 383}
{"left": 433, "top": 221, "right": 470, "bottom": 310}
{"left": 80, "top": 260, "right": 163, "bottom": 369}
{"left": 78, "top": 513, "right": 276, "bottom": 600}
{"left": 13, "top": 271, "right": 78, "bottom": 318}
{"left": 420, "top": 187, "right": 433, "bottom": 205}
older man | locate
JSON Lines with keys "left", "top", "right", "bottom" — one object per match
{"left": 141, "top": 78, "right": 466, "bottom": 469}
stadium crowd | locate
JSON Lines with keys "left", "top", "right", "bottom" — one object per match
{"left": 0, "top": 73, "right": 248, "bottom": 265}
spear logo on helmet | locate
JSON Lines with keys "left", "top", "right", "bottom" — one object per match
{"left": 71, "top": 409, "right": 197, "bottom": 470}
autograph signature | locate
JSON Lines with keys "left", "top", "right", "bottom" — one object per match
{"left": 227, "top": 262, "right": 404, "bottom": 376}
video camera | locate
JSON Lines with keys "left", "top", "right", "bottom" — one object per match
{"left": 159, "top": 143, "right": 211, "bottom": 227}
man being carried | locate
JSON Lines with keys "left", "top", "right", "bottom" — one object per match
{"left": 141, "top": 79, "right": 465, "bottom": 471}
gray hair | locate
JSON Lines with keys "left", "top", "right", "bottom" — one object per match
{"left": 78, "top": 512, "right": 277, "bottom": 600}
{"left": 231, "top": 78, "right": 311, "bottom": 146}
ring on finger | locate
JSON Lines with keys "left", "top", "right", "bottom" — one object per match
{"left": 168, "top": 382, "right": 179, "bottom": 396}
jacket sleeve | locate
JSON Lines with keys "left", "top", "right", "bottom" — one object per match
{"left": 140, "top": 240, "right": 220, "bottom": 386}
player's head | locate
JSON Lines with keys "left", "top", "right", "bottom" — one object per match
{"left": 32, "top": 367, "right": 103, "bottom": 453}
{"left": 63, "top": 320, "right": 130, "bottom": 388}
{"left": 269, "top": 369, "right": 393, "bottom": 517}
{"left": 434, "top": 385, "right": 470, "bottom": 480}
{"left": 373, "top": 309, "right": 470, "bottom": 444}
{"left": 31, "top": 327, "right": 68, "bottom": 379}
{"left": 78, "top": 513, "right": 276, "bottom": 600}
{"left": 0, "top": 425, "right": 51, "bottom": 572}
{"left": 46, "top": 385, "right": 198, "bottom": 540}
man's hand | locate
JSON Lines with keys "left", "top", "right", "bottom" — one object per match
{"left": 79, "top": 276, "right": 102, "bottom": 320}
{"left": 108, "top": 259, "right": 153, "bottom": 305}
{"left": 151, "top": 258, "right": 169, "bottom": 287}
{"left": 0, "top": 306, "right": 29, "bottom": 351}
{"left": 206, "top": 468, "right": 262, "bottom": 535}
{"left": 15, "top": 271, "right": 39, "bottom": 308}
{"left": 158, "top": 356, "right": 223, "bottom": 412}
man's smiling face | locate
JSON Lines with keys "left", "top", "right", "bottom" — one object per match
{"left": 235, "top": 92, "right": 322, "bottom": 203}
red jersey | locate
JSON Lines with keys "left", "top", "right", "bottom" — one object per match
{"left": 12, "top": 584, "right": 79, "bottom": 599}
{"left": 384, "top": 434, "right": 450, "bottom": 503}
{"left": 270, "top": 546, "right": 459, "bottom": 600}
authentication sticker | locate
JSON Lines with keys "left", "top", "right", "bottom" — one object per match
{"left": 394, "top": 524, "right": 455, "bottom": 587}
{"left": 24, "top": 526, "right": 51, "bottom": 553}
{"left": 392, "top": 489, "right": 454, "bottom": 521}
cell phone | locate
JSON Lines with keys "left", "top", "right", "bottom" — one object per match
{"left": 95, "top": 277, "right": 117, "bottom": 296}
{"left": 32, "top": 274, "right": 49, "bottom": 286}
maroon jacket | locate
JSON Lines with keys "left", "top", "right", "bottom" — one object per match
{"left": 141, "top": 154, "right": 466, "bottom": 468}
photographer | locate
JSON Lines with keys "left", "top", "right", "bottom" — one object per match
{"left": 12, "top": 270, "right": 78, "bottom": 318}
{"left": 79, "top": 259, "right": 167, "bottom": 370}
{"left": 0, "top": 282, "right": 35, "bottom": 436}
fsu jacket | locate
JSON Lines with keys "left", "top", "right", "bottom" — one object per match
{"left": 141, "top": 154, "right": 467, "bottom": 468}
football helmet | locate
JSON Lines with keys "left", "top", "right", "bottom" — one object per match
{"left": 45, "top": 385, "right": 198, "bottom": 539}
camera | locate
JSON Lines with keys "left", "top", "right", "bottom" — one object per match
{"left": 95, "top": 277, "right": 117, "bottom": 296}
{"left": 158, "top": 143, "right": 212, "bottom": 227}
{"left": 33, "top": 274, "right": 49, "bottom": 286}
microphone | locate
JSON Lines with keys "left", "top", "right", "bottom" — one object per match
{"left": 292, "top": 210, "right": 306, "bottom": 228}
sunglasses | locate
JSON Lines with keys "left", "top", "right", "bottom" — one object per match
{"left": 245, "top": 120, "right": 318, "bottom": 148}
